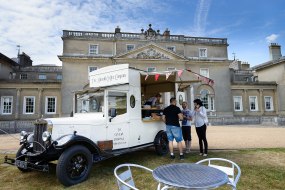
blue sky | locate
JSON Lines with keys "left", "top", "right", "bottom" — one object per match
{"left": 0, "top": 0, "right": 284, "bottom": 66}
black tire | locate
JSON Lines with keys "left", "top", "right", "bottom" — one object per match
{"left": 56, "top": 145, "right": 92, "bottom": 186}
{"left": 154, "top": 131, "right": 169, "bottom": 155}
{"left": 15, "top": 145, "right": 31, "bottom": 172}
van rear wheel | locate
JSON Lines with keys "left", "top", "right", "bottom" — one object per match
{"left": 154, "top": 131, "right": 169, "bottom": 155}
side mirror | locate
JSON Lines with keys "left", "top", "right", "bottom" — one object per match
{"left": 109, "top": 108, "right": 117, "bottom": 121}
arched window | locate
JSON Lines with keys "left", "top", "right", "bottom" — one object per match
{"left": 200, "top": 89, "right": 215, "bottom": 111}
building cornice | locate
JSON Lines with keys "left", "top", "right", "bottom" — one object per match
{"left": 62, "top": 30, "right": 228, "bottom": 46}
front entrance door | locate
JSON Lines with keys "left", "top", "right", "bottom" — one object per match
{"left": 106, "top": 91, "right": 129, "bottom": 150}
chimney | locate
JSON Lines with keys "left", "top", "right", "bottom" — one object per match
{"left": 241, "top": 62, "right": 250, "bottom": 70}
{"left": 18, "top": 52, "right": 33, "bottom": 67}
{"left": 269, "top": 43, "right": 282, "bottom": 61}
{"left": 115, "top": 26, "right": 121, "bottom": 34}
{"left": 163, "top": 28, "right": 170, "bottom": 36}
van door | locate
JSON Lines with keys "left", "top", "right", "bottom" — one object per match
{"left": 106, "top": 91, "right": 129, "bottom": 150}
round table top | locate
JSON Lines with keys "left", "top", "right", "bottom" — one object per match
{"left": 152, "top": 163, "right": 229, "bottom": 189}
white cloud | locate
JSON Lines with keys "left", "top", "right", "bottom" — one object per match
{"left": 193, "top": 0, "right": 212, "bottom": 36}
{"left": 0, "top": 0, "right": 166, "bottom": 65}
{"left": 266, "top": 34, "right": 279, "bottom": 43}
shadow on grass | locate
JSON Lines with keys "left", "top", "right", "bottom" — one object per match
{"left": 1, "top": 148, "right": 285, "bottom": 190}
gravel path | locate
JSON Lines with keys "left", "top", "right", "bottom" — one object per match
{"left": 0, "top": 125, "right": 285, "bottom": 154}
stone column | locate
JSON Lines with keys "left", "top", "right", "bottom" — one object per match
{"left": 259, "top": 89, "right": 264, "bottom": 115}
{"left": 274, "top": 89, "right": 279, "bottom": 114}
{"left": 15, "top": 88, "right": 21, "bottom": 119}
{"left": 38, "top": 88, "right": 43, "bottom": 118}
{"left": 243, "top": 89, "right": 248, "bottom": 114}
{"left": 190, "top": 86, "right": 194, "bottom": 110}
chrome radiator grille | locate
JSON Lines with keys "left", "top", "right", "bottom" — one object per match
{"left": 33, "top": 120, "right": 47, "bottom": 152}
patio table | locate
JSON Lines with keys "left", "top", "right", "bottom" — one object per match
{"left": 152, "top": 163, "right": 229, "bottom": 190}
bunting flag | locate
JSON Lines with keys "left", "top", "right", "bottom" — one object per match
{"left": 209, "top": 79, "right": 214, "bottom": 86}
{"left": 177, "top": 70, "right": 183, "bottom": 77}
{"left": 155, "top": 73, "right": 160, "bottom": 81}
{"left": 145, "top": 74, "right": 149, "bottom": 81}
{"left": 142, "top": 68, "right": 214, "bottom": 86}
{"left": 165, "top": 72, "right": 172, "bottom": 80}
{"left": 187, "top": 69, "right": 214, "bottom": 86}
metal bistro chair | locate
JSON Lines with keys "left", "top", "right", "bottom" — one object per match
{"left": 114, "top": 163, "right": 153, "bottom": 190}
{"left": 196, "top": 158, "right": 241, "bottom": 190}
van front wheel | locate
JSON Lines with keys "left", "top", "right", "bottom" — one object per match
{"left": 154, "top": 131, "right": 169, "bottom": 155}
{"left": 56, "top": 145, "right": 92, "bottom": 186}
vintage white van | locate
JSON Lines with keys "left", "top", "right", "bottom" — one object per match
{"left": 5, "top": 64, "right": 188, "bottom": 186}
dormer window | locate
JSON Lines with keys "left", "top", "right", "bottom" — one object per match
{"left": 147, "top": 67, "right": 156, "bottom": 72}
{"left": 126, "top": 44, "right": 135, "bottom": 51}
{"left": 20, "top": 73, "right": 27, "bottom": 79}
{"left": 39, "top": 74, "right": 47, "bottom": 80}
{"left": 167, "top": 46, "right": 176, "bottom": 52}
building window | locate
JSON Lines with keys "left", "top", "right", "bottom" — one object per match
{"left": 45, "top": 96, "right": 56, "bottom": 114}
{"left": 199, "top": 48, "right": 207, "bottom": 57}
{"left": 56, "top": 74, "right": 62, "bottom": 80}
{"left": 20, "top": 73, "right": 27, "bottom": 79}
{"left": 200, "top": 68, "right": 209, "bottom": 78}
{"left": 167, "top": 67, "right": 176, "bottom": 71}
{"left": 249, "top": 96, "right": 258, "bottom": 111}
{"left": 126, "top": 44, "right": 135, "bottom": 51}
{"left": 233, "top": 96, "right": 243, "bottom": 111}
{"left": 210, "top": 96, "right": 215, "bottom": 110}
{"left": 89, "top": 44, "right": 99, "bottom": 55}
{"left": 88, "top": 66, "right": 98, "bottom": 73}
{"left": 147, "top": 67, "right": 156, "bottom": 72}
{"left": 264, "top": 96, "right": 273, "bottom": 111}
{"left": 1, "top": 96, "right": 13, "bottom": 114}
{"left": 23, "top": 96, "right": 35, "bottom": 114}
{"left": 200, "top": 89, "right": 214, "bottom": 111}
{"left": 167, "top": 46, "right": 176, "bottom": 52}
{"left": 38, "top": 74, "right": 47, "bottom": 80}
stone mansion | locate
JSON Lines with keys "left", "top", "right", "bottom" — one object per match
{"left": 0, "top": 25, "right": 284, "bottom": 132}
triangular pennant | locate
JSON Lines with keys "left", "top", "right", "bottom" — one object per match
{"left": 177, "top": 70, "right": 183, "bottom": 77}
{"left": 202, "top": 77, "right": 208, "bottom": 83}
{"left": 166, "top": 72, "right": 171, "bottom": 80}
{"left": 145, "top": 74, "right": 149, "bottom": 81}
{"left": 194, "top": 73, "right": 200, "bottom": 80}
{"left": 209, "top": 79, "right": 214, "bottom": 86}
{"left": 155, "top": 74, "right": 160, "bottom": 81}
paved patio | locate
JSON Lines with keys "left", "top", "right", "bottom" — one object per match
{"left": 0, "top": 125, "right": 285, "bottom": 154}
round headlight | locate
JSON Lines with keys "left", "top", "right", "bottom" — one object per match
{"left": 20, "top": 131, "right": 28, "bottom": 140}
{"left": 42, "top": 131, "right": 51, "bottom": 142}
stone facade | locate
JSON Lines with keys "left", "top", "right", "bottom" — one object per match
{"left": 59, "top": 25, "right": 231, "bottom": 118}
{"left": 0, "top": 53, "right": 62, "bottom": 133}
{"left": 252, "top": 43, "right": 285, "bottom": 116}
{"left": 1, "top": 26, "right": 284, "bottom": 133}
{"left": 59, "top": 26, "right": 284, "bottom": 126}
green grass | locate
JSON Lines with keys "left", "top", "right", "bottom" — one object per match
{"left": 1, "top": 148, "right": 285, "bottom": 190}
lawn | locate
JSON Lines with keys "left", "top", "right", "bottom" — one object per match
{"left": 1, "top": 148, "right": 285, "bottom": 190}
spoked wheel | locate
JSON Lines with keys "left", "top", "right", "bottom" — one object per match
{"left": 154, "top": 131, "right": 169, "bottom": 155}
{"left": 67, "top": 154, "right": 89, "bottom": 179}
{"left": 56, "top": 145, "right": 92, "bottom": 186}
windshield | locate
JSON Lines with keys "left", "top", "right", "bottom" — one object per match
{"left": 76, "top": 90, "right": 104, "bottom": 113}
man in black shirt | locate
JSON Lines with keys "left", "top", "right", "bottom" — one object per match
{"left": 162, "top": 97, "right": 184, "bottom": 160}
